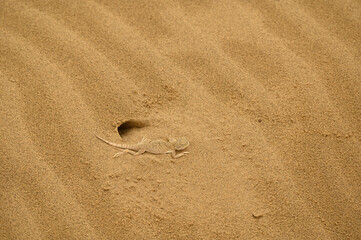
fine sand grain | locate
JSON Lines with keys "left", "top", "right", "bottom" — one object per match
{"left": 1, "top": 1, "right": 360, "bottom": 239}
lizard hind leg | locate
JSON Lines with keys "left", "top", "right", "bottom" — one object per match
{"left": 113, "top": 149, "right": 146, "bottom": 158}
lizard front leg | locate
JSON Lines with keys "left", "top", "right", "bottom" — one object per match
{"left": 113, "top": 149, "right": 146, "bottom": 158}
{"left": 171, "top": 151, "right": 189, "bottom": 159}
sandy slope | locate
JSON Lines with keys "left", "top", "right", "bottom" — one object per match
{"left": 0, "top": 0, "right": 360, "bottom": 239}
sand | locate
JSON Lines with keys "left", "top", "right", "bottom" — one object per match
{"left": 0, "top": 0, "right": 360, "bottom": 239}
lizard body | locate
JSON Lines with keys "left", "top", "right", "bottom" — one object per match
{"left": 96, "top": 135, "right": 189, "bottom": 158}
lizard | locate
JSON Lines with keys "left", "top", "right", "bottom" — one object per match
{"left": 96, "top": 135, "right": 189, "bottom": 159}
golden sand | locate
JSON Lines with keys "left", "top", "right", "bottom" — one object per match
{"left": 0, "top": 1, "right": 360, "bottom": 239}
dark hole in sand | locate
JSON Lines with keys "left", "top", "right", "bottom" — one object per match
{"left": 117, "top": 119, "right": 148, "bottom": 137}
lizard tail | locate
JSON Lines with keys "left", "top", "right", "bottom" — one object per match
{"left": 95, "top": 135, "right": 133, "bottom": 149}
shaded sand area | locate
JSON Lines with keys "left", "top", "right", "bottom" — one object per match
{"left": 1, "top": 1, "right": 360, "bottom": 239}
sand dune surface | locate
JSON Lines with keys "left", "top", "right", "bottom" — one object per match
{"left": 1, "top": 1, "right": 360, "bottom": 239}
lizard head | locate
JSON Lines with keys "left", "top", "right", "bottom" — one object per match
{"left": 169, "top": 137, "right": 190, "bottom": 150}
